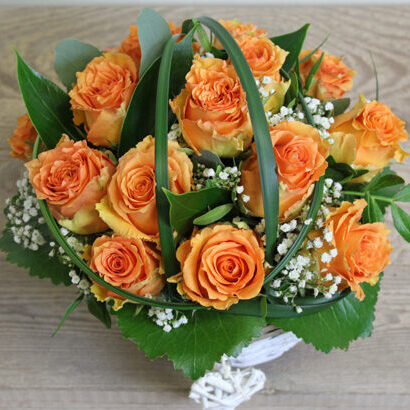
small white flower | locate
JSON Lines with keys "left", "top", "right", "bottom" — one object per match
{"left": 219, "top": 171, "right": 229, "bottom": 180}
{"left": 325, "top": 102, "right": 334, "bottom": 111}
{"left": 314, "top": 288, "right": 319, "bottom": 297}
{"left": 295, "top": 306, "right": 303, "bottom": 314}
{"left": 242, "top": 194, "right": 250, "bottom": 203}
{"left": 325, "top": 273, "right": 333, "bottom": 281}
{"left": 262, "top": 76, "right": 272, "bottom": 84}
{"left": 277, "top": 243, "right": 287, "bottom": 255}
{"left": 324, "top": 231, "right": 333, "bottom": 243}
{"left": 203, "top": 168, "right": 215, "bottom": 178}
{"left": 289, "top": 285, "right": 297, "bottom": 293}
{"left": 304, "top": 218, "right": 313, "bottom": 225}
{"left": 163, "top": 324, "right": 172, "bottom": 333}
{"left": 236, "top": 185, "right": 244, "bottom": 194}
{"left": 313, "top": 238, "right": 323, "bottom": 249}
{"left": 334, "top": 276, "right": 342, "bottom": 285}
{"left": 321, "top": 252, "right": 332, "bottom": 263}
{"left": 329, "top": 284, "right": 338, "bottom": 294}
{"left": 329, "top": 248, "right": 338, "bottom": 258}
{"left": 325, "top": 178, "right": 333, "bottom": 188}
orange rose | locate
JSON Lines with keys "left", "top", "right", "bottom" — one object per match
{"left": 241, "top": 121, "right": 329, "bottom": 221}
{"left": 236, "top": 35, "right": 289, "bottom": 112}
{"left": 321, "top": 199, "right": 392, "bottom": 300}
{"left": 69, "top": 52, "right": 137, "bottom": 147}
{"left": 26, "top": 136, "right": 115, "bottom": 234}
{"left": 299, "top": 49, "right": 355, "bottom": 100}
{"left": 170, "top": 57, "right": 252, "bottom": 157}
{"left": 215, "top": 19, "right": 267, "bottom": 48}
{"left": 89, "top": 234, "right": 164, "bottom": 304}
{"left": 96, "top": 136, "right": 193, "bottom": 241}
{"left": 8, "top": 113, "right": 38, "bottom": 162}
{"left": 330, "top": 95, "right": 408, "bottom": 180}
{"left": 173, "top": 224, "right": 265, "bottom": 309}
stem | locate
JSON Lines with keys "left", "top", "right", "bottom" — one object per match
{"left": 342, "top": 190, "right": 393, "bottom": 203}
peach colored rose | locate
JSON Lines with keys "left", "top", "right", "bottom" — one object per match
{"left": 215, "top": 19, "right": 267, "bottom": 48}
{"left": 299, "top": 49, "right": 355, "bottom": 101}
{"left": 8, "top": 113, "right": 38, "bottom": 162}
{"left": 69, "top": 52, "right": 137, "bottom": 147}
{"left": 170, "top": 57, "right": 252, "bottom": 157}
{"left": 26, "top": 136, "right": 115, "bottom": 234}
{"left": 330, "top": 95, "right": 408, "bottom": 180}
{"left": 172, "top": 224, "right": 265, "bottom": 310}
{"left": 320, "top": 199, "right": 392, "bottom": 300}
{"left": 96, "top": 136, "right": 193, "bottom": 241}
{"left": 89, "top": 234, "right": 164, "bottom": 301}
{"left": 241, "top": 121, "right": 329, "bottom": 221}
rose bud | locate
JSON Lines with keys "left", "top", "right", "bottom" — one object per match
{"left": 8, "top": 113, "right": 38, "bottom": 162}
{"left": 26, "top": 136, "right": 115, "bottom": 234}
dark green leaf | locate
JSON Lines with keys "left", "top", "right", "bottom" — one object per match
{"left": 325, "top": 157, "right": 368, "bottom": 183}
{"left": 118, "top": 58, "right": 160, "bottom": 156}
{"left": 304, "top": 52, "right": 324, "bottom": 92}
{"left": 270, "top": 24, "right": 309, "bottom": 72}
{"left": 364, "top": 192, "right": 384, "bottom": 222}
{"left": 137, "top": 8, "right": 172, "bottom": 75}
{"left": 391, "top": 203, "right": 410, "bottom": 242}
{"left": 53, "top": 294, "right": 84, "bottom": 336}
{"left": 164, "top": 187, "right": 231, "bottom": 234}
{"left": 114, "top": 305, "right": 265, "bottom": 380}
{"left": 193, "top": 203, "right": 234, "bottom": 225}
{"left": 330, "top": 98, "right": 351, "bottom": 116}
{"left": 270, "top": 280, "right": 380, "bottom": 352}
{"left": 15, "top": 50, "right": 82, "bottom": 148}
{"left": 87, "top": 294, "right": 111, "bottom": 329}
{"left": 393, "top": 184, "right": 410, "bottom": 202}
{"left": 54, "top": 38, "right": 101, "bottom": 90}
{"left": 199, "top": 17, "right": 279, "bottom": 265}
{"left": 285, "top": 71, "right": 299, "bottom": 106}
{"left": 191, "top": 150, "right": 224, "bottom": 169}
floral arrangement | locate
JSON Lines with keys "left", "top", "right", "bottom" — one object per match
{"left": 2, "top": 9, "right": 409, "bottom": 381}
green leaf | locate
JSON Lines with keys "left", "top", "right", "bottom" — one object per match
{"left": 199, "top": 17, "right": 279, "bottom": 265}
{"left": 53, "top": 294, "right": 84, "bottom": 336}
{"left": 369, "top": 52, "right": 379, "bottom": 101}
{"left": 194, "top": 21, "right": 212, "bottom": 52}
{"left": 270, "top": 280, "right": 380, "bottom": 352}
{"left": 114, "top": 305, "right": 265, "bottom": 380}
{"left": 155, "top": 37, "right": 180, "bottom": 278}
{"left": 54, "top": 38, "right": 102, "bottom": 90}
{"left": 304, "top": 52, "right": 324, "bottom": 92}
{"left": 299, "top": 33, "right": 330, "bottom": 64}
{"left": 285, "top": 71, "right": 299, "bottom": 106}
{"left": 15, "top": 50, "right": 83, "bottom": 148}
{"left": 330, "top": 98, "right": 351, "bottom": 116}
{"left": 325, "top": 157, "right": 368, "bottom": 183}
{"left": 365, "top": 174, "right": 404, "bottom": 193}
{"left": 391, "top": 203, "right": 410, "bottom": 242}
{"left": 393, "top": 184, "right": 410, "bottom": 202}
{"left": 164, "top": 187, "right": 231, "bottom": 235}
{"left": 86, "top": 294, "right": 111, "bottom": 329}
{"left": 364, "top": 192, "right": 384, "bottom": 223}
{"left": 137, "top": 8, "right": 172, "bottom": 76}
{"left": 118, "top": 58, "right": 160, "bottom": 156}
{"left": 193, "top": 203, "right": 234, "bottom": 225}
{"left": 270, "top": 24, "right": 309, "bottom": 72}
{"left": 191, "top": 150, "right": 224, "bottom": 169}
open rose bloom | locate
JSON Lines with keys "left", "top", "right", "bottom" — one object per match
{"left": 3, "top": 9, "right": 409, "bottom": 383}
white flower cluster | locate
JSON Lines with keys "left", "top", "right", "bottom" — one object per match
{"left": 256, "top": 76, "right": 276, "bottom": 99}
{"left": 167, "top": 123, "right": 183, "bottom": 141}
{"left": 322, "top": 177, "right": 343, "bottom": 205}
{"left": 6, "top": 173, "right": 46, "bottom": 251}
{"left": 68, "top": 270, "right": 91, "bottom": 294}
{"left": 147, "top": 307, "right": 189, "bottom": 332}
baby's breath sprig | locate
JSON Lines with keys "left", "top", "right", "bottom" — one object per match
{"left": 147, "top": 307, "right": 189, "bottom": 332}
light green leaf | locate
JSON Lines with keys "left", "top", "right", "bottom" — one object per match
{"left": 114, "top": 305, "right": 265, "bottom": 380}
{"left": 270, "top": 280, "right": 380, "bottom": 352}
{"left": 86, "top": 294, "right": 111, "bottom": 329}
{"left": 365, "top": 174, "right": 404, "bottom": 193}
{"left": 53, "top": 294, "right": 84, "bottom": 336}
{"left": 330, "top": 98, "right": 351, "bottom": 116}
{"left": 15, "top": 50, "right": 83, "bottom": 148}
{"left": 163, "top": 187, "right": 231, "bottom": 235}
{"left": 193, "top": 203, "right": 234, "bottom": 225}
{"left": 391, "top": 203, "right": 410, "bottom": 242}
{"left": 393, "top": 184, "right": 410, "bottom": 202}
{"left": 137, "top": 8, "right": 172, "bottom": 75}
{"left": 54, "top": 39, "right": 101, "bottom": 90}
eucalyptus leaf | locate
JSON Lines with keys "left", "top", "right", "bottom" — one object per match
{"left": 391, "top": 203, "right": 410, "bottom": 242}
{"left": 54, "top": 38, "right": 102, "bottom": 90}
{"left": 163, "top": 187, "right": 231, "bottom": 234}
{"left": 15, "top": 50, "right": 83, "bottom": 148}
{"left": 193, "top": 203, "right": 234, "bottom": 225}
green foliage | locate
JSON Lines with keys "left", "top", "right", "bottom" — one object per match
{"left": 391, "top": 203, "right": 410, "bottom": 242}
{"left": 299, "top": 33, "right": 330, "bottom": 64}
{"left": 325, "top": 156, "right": 368, "bottom": 183}
{"left": 270, "top": 24, "right": 310, "bottom": 72}
{"left": 193, "top": 203, "right": 234, "bottom": 225}
{"left": 330, "top": 98, "right": 351, "bottom": 116}
{"left": 191, "top": 150, "right": 224, "bottom": 169}
{"left": 15, "top": 50, "right": 83, "bottom": 149}
{"left": 270, "top": 280, "right": 380, "bottom": 352}
{"left": 304, "top": 52, "right": 324, "bottom": 92}
{"left": 54, "top": 39, "right": 101, "bottom": 90}
{"left": 114, "top": 305, "right": 265, "bottom": 380}
{"left": 364, "top": 192, "right": 384, "bottom": 223}
{"left": 53, "top": 294, "right": 84, "bottom": 336}
{"left": 164, "top": 187, "right": 231, "bottom": 235}
{"left": 393, "top": 184, "right": 410, "bottom": 202}
{"left": 86, "top": 294, "right": 111, "bottom": 329}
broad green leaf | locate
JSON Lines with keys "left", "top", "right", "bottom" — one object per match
{"left": 364, "top": 192, "right": 384, "bottom": 223}
{"left": 191, "top": 149, "right": 224, "bottom": 169}
{"left": 393, "top": 184, "right": 410, "bottom": 202}
{"left": 54, "top": 38, "right": 101, "bottom": 90}
{"left": 15, "top": 50, "right": 83, "bottom": 148}
{"left": 270, "top": 280, "right": 380, "bottom": 352}
{"left": 304, "top": 52, "right": 324, "bottom": 92}
{"left": 114, "top": 305, "right": 265, "bottom": 380}
{"left": 193, "top": 203, "right": 234, "bottom": 225}
{"left": 199, "top": 17, "right": 279, "bottom": 265}
{"left": 325, "top": 157, "right": 368, "bottom": 182}
{"left": 365, "top": 174, "right": 404, "bottom": 193}
{"left": 137, "top": 8, "right": 172, "bottom": 76}
{"left": 163, "top": 187, "right": 231, "bottom": 234}
{"left": 118, "top": 58, "right": 160, "bottom": 156}
{"left": 270, "top": 24, "right": 309, "bottom": 72}
{"left": 391, "top": 203, "right": 410, "bottom": 242}
{"left": 86, "top": 294, "right": 111, "bottom": 329}
{"left": 330, "top": 98, "right": 351, "bottom": 116}
{"left": 53, "top": 294, "right": 84, "bottom": 336}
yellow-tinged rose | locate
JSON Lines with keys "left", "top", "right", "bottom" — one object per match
{"left": 329, "top": 95, "right": 408, "bottom": 181}
{"left": 170, "top": 57, "right": 252, "bottom": 157}
{"left": 319, "top": 199, "right": 392, "bottom": 300}
{"left": 8, "top": 113, "right": 38, "bottom": 162}
{"left": 97, "top": 136, "right": 193, "bottom": 241}
{"left": 69, "top": 52, "right": 138, "bottom": 147}
{"left": 241, "top": 121, "right": 329, "bottom": 221}
{"left": 299, "top": 49, "right": 355, "bottom": 101}
{"left": 88, "top": 234, "right": 164, "bottom": 309}
{"left": 26, "top": 136, "right": 115, "bottom": 234}
{"left": 172, "top": 224, "right": 265, "bottom": 310}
